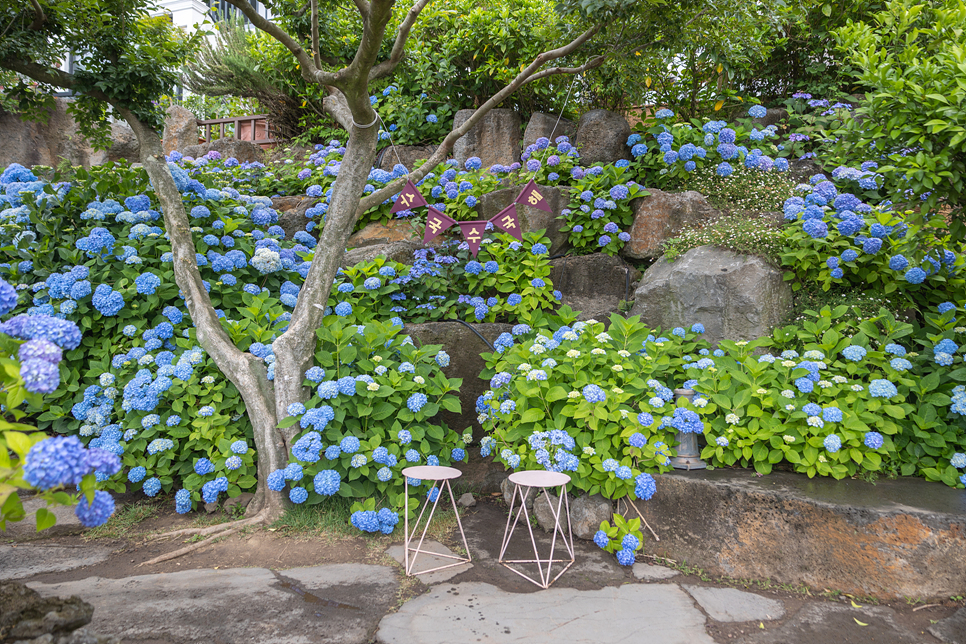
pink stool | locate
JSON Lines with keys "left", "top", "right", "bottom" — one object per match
{"left": 499, "top": 470, "right": 575, "bottom": 588}
{"left": 402, "top": 465, "right": 471, "bottom": 576}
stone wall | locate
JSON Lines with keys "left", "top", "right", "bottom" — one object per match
{"left": 0, "top": 99, "right": 139, "bottom": 169}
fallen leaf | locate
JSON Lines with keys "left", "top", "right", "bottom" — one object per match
{"left": 851, "top": 600, "right": 863, "bottom": 608}
{"left": 854, "top": 618, "right": 868, "bottom": 626}
{"left": 759, "top": 622, "right": 764, "bottom": 629}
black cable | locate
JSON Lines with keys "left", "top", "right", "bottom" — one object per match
{"left": 454, "top": 318, "right": 496, "bottom": 352}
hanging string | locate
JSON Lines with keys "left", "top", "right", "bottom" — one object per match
{"left": 551, "top": 75, "right": 580, "bottom": 140}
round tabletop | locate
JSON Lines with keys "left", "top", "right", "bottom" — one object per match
{"left": 402, "top": 465, "right": 463, "bottom": 481}
{"left": 508, "top": 470, "right": 571, "bottom": 488}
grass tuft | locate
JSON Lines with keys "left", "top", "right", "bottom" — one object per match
{"left": 84, "top": 500, "right": 160, "bottom": 540}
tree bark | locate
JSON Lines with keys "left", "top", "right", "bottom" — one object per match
{"left": 119, "top": 109, "right": 289, "bottom": 520}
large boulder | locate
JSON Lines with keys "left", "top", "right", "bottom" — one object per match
{"left": 621, "top": 190, "right": 720, "bottom": 260}
{"left": 569, "top": 494, "right": 614, "bottom": 540}
{"left": 0, "top": 580, "right": 93, "bottom": 641}
{"left": 479, "top": 185, "right": 570, "bottom": 254}
{"left": 549, "top": 253, "right": 633, "bottom": 321}
{"left": 0, "top": 98, "right": 137, "bottom": 169}
{"left": 183, "top": 138, "right": 263, "bottom": 163}
{"left": 522, "top": 112, "right": 577, "bottom": 152}
{"left": 346, "top": 220, "right": 419, "bottom": 249}
{"left": 378, "top": 145, "right": 437, "bottom": 173}
{"left": 452, "top": 109, "right": 522, "bottom": 170}
{"left": 162, "top": 105, "right": 198, "bottom": 155}
{"left": 342, "top": 241, "right": 423, "bottom": 268}
{"left": 271, "top": 196, "right": 319, "bottom": 240}
{"left": 750, "top": 107, "right": 788, "bottom": 129}
{"left": 574, "top": 109, "right": 631, "bottom": 165}
{"left": 88, "top": 122, "right": 140, "bottom": 166}
{"left": 629, "top": 245, "right": 792, "bottom": 345}
{"left": 404, "top": 322, "right": 514, "bottom": 436}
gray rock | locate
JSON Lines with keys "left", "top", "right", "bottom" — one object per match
{"left": 28, "top": 565, "right": 397, "bottom": 644}
{"left": 224, "top": 492, "right": 255, "bottom": 511}
{"left": 272, "top": 195, "right": 319, "bottom": 240}
{"left": 162, "top": 105, "right": 198, "bottom": 155}
{"left": 405, "top": 322, "right": 514, "bottom": 436}
{"left": 457, "top": 493, "right": 476, "bottom": 508}
{"left": 3, "top": 497, "right": 83, "bottom": 540}
{"left": 749, "top": 107, "right": 787, "bottom": 129}
{"left": 568, "top": 494, "right": 613, "bottom": 540}
{"left": 532, "top": 489, "right": 569, "bottom": 533}
{"left": 522, "top": 112, "right": 577, "bottom": 152}
{"left": 15, "top": 626, "right": 121, "bottom": 644}
{"left": 930, "top": 605, "right": 966, "bottom": 644}
{"left": 478, "top": 184, "right": 569, "bottom": 255}
{"left": 629, "top": 246, "right": 792, "bottom": 346}
{"left": 88, "top": 122, "right": 140, "bottom": 166}
{"left": 622, "top": 189, "right": 720, "bottom": 260}
{"left": 342, "top": 241, "right": 423, "bottom": 268}
{"left": 1, "top": 580, "right": 93, "bottom": 641}
{"left": 385, "top": 541, "right": 471, "bottom": 584}
{"left": 575, "top": 109, "right": 631, "bottom": 165}
{"left": 550, "top": 254, "right": 633, "bottom": 320}
{"left": 501, "top": 475, "right": 533, "bottom": 513}
{"left": 633, "top": 563, "right": 680, "bottom": 581}
{"left": 378, "top": 145, "right": 437, "bottom": 173}
{"left": 183, "top": 138, "right": 263, "bottom": 163}
{"left": 736, "top": 602, "right": 923, "bottom": 644}
{"left": 0, "top": 545, "right": 114, "bottom": 581}
{"left": 789, "top": 158, "right": 826, "bottom": 182}
{"left": 452, "top": 108, "right": 522, "bottom": 170}
{"left": 0, "top": 99, "right": 139, "bottom": 170}
{"left": 683, "top": 585, "right": 785, "bottom": 622}
{"left": 204, "top": 502, "right": 219, "bottom": 514}
{"left": 377, "top": 582, "right": 716, "bottom": 644}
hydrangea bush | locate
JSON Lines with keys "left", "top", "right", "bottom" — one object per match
{"left": 268, "top": 319, "right": 466, "bottom": 526}
{"left": 694, "top": 306, "right": 966, "bottom": 486}
{"left": 476, "top": 315, "right": 716, "bottom": 500}
{"left": 0, "top": 294, "right": 117, "bottom": 531}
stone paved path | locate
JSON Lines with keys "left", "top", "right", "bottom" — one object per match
{"left": 3, "top": 501, "right": 955, "bottom": 644}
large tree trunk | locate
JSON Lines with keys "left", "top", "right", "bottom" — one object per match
{"left": 272, "top": 117, "right": 380, "bottom": 439}
{"left": 121, "top": 110, "right": 290, "bottom": 520}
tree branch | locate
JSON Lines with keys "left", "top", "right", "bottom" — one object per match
{"left": 223, "top": 0, "right": 344, "bottom": 88}
{"left": 357, "top": 23, "right": 603, "bottom": 213}
{"left": 522, "top": 55, "right": 605, "bottom": 85}
{"left": 368, "top": 0, "right": 434, "bottom": 82}
{"left": 310, "top": 0, "right": 321, "bottom": 69}
{"left": 322, "top": 87, "right": 354, "bottom": 130}
{"left": 28, "top": 0, "right": 46, "bottom": 30}
{"left": 353, "top": 0, "right": 370, "bottom": 18}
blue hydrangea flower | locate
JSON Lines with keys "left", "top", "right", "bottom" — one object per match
{"left": 593, "top": 530, "right": 609, "bottom": 549}
{"left": 864, "top": 431, "right": 884, "bottom": 449}
{"left": 823, "top": 435, "right": 842, "bottom": 453}
{"left": 75, "top": 490, "right": 115, "bottom": 527}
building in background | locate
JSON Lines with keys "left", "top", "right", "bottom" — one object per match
{"left": 156, "top": 0, "right": 270, "bottom": 31}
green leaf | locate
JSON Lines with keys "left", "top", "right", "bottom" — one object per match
{"left": 35, "top": 507, "right": 57, "bottom": 531}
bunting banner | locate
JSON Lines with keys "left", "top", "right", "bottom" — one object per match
{"left": 423, "top": 206, "right": 457, "bottom": 245}
{"left": 489, "top": 203, "right": 522, "bottom": 241}
{"left": 457, "top": 220, "right": 489, "bottom": 257}
{"left": 390, "top": 180, "right": 428, "bottom": 213}
{"left": 514, "top": 179, "right": 552, "bottom": 212}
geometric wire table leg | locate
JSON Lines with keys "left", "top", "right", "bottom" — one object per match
{"left": 404, "top": 478, "right": 471, "bottom": 576}
{"left": 498, "top": 482, "right": 575, "bottom": 588}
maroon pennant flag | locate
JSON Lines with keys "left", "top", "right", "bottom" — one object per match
{"left": 489, "top": 203, "right": 522, "bottom": 241}
{"left": 458, "top": 220, "right": 488, "bottom": 257}
{"left": 390, "top": 180, "right": 428, "bottom": 213}
{"left": 514, "top": 179, "right": 552, "bottom": 212}
{"left": 423, "top": 206, "right": 457, "bottom": 244}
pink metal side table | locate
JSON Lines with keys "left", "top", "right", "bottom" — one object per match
{"left": 499, "top": 470, "right": 575, "bottom": 589}
{"left": 402, "top": 465, "right": 471, "bottom": 576}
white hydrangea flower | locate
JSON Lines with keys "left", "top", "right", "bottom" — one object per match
{"left": 566, "top": 349, "right": 581, "bottom": 358}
